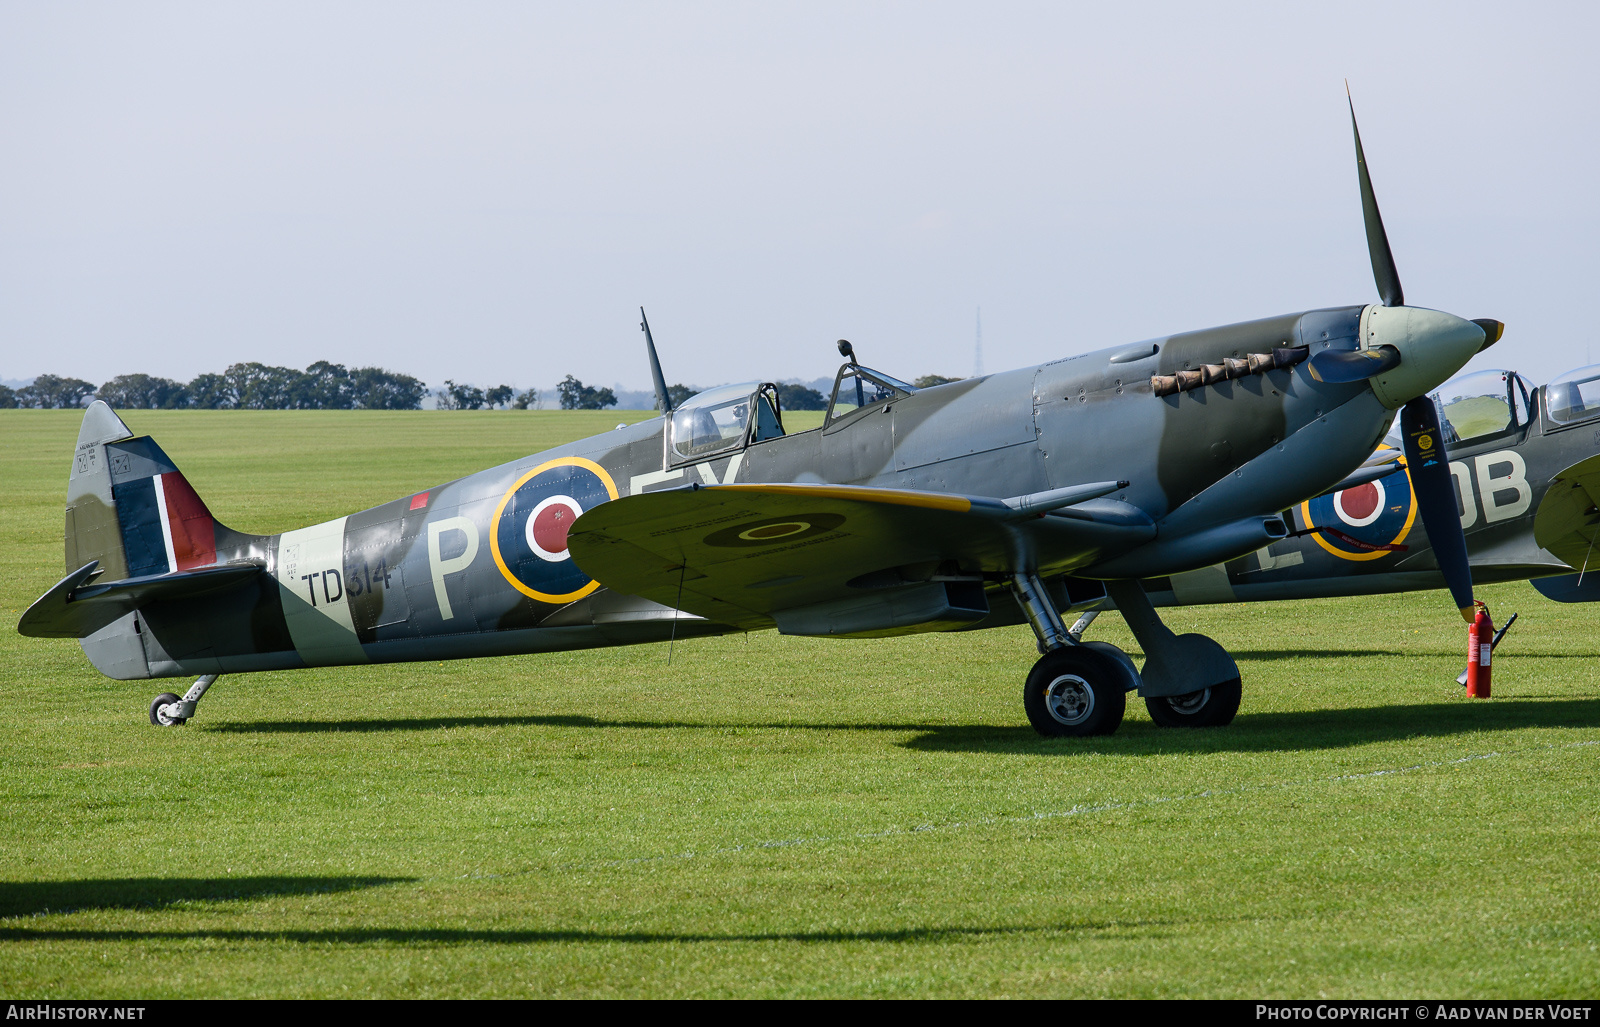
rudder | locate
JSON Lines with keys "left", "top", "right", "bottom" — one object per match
{"left": 65, "top": 401, "right": 230, "bottom": 582}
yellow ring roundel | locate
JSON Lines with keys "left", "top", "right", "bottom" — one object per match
{"left": 1298, "top": 448, "right": 1417, "bottom": 562}
{"left": 737, "top": 521, "right": 812, "bottom": 541}
{"left": 490, "top": 456, "right": 619, "bottom": 603}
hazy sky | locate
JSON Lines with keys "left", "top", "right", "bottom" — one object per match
{"left": 3, "top": 2, "right": 1596, "bottom": 393}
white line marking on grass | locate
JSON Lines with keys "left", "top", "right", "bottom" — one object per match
{"left": 459, "top": 738, "right": 1599, "bottom": 880}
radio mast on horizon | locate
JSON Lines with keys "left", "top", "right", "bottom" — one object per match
{"left": 973, "top": 307, "right": 984, "bottom": 378}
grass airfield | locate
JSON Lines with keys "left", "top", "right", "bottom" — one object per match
{"left": 2, "top": 408, "right": 1598, "bottom": 999}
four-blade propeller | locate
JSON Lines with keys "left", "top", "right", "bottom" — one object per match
{"left": 1399, "top": 396, "right": 1477, "bottom": 620}
{"left": 1326, "top": 88, "right": 1483, "bottom": 622}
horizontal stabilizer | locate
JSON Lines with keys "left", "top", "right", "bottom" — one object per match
{"left": 1532, "top": 573, "right": 1600, "bottom": 604}
{"left": 18, "top": 559, "right": 265, "bottom": 639}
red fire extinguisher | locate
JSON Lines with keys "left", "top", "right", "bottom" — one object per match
{"left": 1465, "top": 602, "right": 1493, "bottom": 699}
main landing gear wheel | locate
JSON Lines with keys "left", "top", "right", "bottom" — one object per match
{"left": 1144, "top": 678, "right": 1242, "bottom": 728}
{"left": 1024, "top": 647, "right": 1127, "bottom": 737}
{"left": 149, "top": 692, "right": 187, "bottom": 727}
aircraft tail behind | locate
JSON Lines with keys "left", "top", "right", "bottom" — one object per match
{"left": 65, "top": 401, "right": 235, "bottom": 582}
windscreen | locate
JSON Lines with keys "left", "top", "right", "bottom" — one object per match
{"left": 1437, "top": 369, "right": 1515, "bottom": 443}
{"left": 827, "top": 367, "right": 913, "bottom": 425}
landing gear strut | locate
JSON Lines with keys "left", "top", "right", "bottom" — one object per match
{"left": 149, "top": 674, "right": 219, "bottom": 727}
{"left": 1011, "top": 573, "right": 1130, "bottom": 737}
{"left": 1102, "top": 580, "right": 1241, "bottom": 728}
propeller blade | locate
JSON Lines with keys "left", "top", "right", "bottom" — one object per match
{"left": 1400, "top": 396, "right": 1475, "bottom": 621}
{"left": 1308, "top": 345, "right": 1402, "bottom": 384}
{"left": 1472, "top": 318, "right": 1505, "bottom": 352}
{"left": 1349, "top": 87, "right": 1404, "bottom": 307}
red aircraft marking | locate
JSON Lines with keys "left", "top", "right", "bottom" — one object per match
{"left": 532, "top": 502, "right": 573, "bottom": 555}
{"left": 1339, "top": 481, "right": 1381, "bottom": 522}
{"left": 157, "top": 472, "right": 216, "bottom": 571}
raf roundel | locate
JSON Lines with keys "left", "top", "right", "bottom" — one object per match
{"left": 491, "top": 457, "right": 619, "bottom": 603}
{"left": 1298, "top": 451, "right": 1417, "bottom": 562}
{"left": 526, "top": 495, "right": 585, "bottom": 562}
{"left": 703, "top": 513, "right": 847, "bottom": 548}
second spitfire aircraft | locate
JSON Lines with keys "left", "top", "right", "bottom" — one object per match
{"left": 19, "top": 99, "right": 1501, "bottom": 737}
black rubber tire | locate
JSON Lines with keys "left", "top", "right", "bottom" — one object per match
{"left": 1144, "top": 677, "right": 1242, "bottom": 728}
{"left": 149, "top": 692, "right": 186, "bottom": 726}
{"left": 1080, "top": 640, "right": 1140, "bottom": 693}
{"left": 1024, "top": 646, "right": 1127, "bottom": 738}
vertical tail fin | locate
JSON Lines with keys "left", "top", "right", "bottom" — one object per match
{"left": 67, "top": 402, "right": 135, "bottom": 579}
{"left": 66, "top": 401, "right": 227, "bottom": 581}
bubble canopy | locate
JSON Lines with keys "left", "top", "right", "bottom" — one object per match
{"left": 1545, "top": 364, "right": 1600, "bottom": 425}
{"left": 668, "top": 382, "right": 785, "bottom": 462}
{"left": 1386, "top": 368, "right": 1533, "bottom": 447}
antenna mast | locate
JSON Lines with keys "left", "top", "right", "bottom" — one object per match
{"left": 640, "top": 307, "right": 672, "bottom": 413}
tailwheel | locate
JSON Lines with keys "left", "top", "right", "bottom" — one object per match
{"left": 1144, "top": 678, "right": 1241, "bottom": 728}
{"left": 149, "top": 692, "right": 187, "bottom": 727}
{"left": 1024, "top": 646, "right": 1127, "bottom": 737}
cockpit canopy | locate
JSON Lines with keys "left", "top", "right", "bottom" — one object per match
{"left": 1388, "top": 369, "right": 1533, "bottom": 448}
{"left": 668, "top": 382, "right": 784, "bottom": 463}
{"left": 825, "top": 365, "right": 915, "bottom": 427}
{"left": 1437, "top": 369, "right": 1533, "bottom": 444}
{"left": 1545, "top": 364, "right": 1600, "bottom": 425}
{"left": 664, "top": 362, "right": 917, "bottom": 465}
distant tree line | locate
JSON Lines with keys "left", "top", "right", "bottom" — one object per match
{"left": 437, "top": 381, "right": 531, "bottom": 410}
{"left": 777, "top": 382, "right": 827, "bottom": 410}
{"left": 558, "top": 375, "right": 617, "bottom": 410}
{"left": 0, "top": 363, "right": 428, "bottom": 409}
{"left": 0, "top": 367, "right": 967, "bottom": 412}
{"left": 0, "top": 374, "right": 97, "bottom": 409}
{"left": 647, "top": 383, "right": 828, "bottom": 412}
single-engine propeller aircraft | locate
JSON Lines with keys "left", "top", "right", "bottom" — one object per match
{"left": 19, "top": 97, "right": 1502, "bottom": 736}
{"left": 1094, "top": 362, "right": 1600, "bottom": 614}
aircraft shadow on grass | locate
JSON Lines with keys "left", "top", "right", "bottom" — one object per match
{"left": 900, "top": 696, "right": 1600, "bottom": 756}
{"left": 208, "top": 715, "right": 926, "bottom": 734}
{"left": 0, "top": 918, "right": 1190, "bottom": 946}
{"left": 0, "top": 876, "right": 408, "bottom": 920}
{"left": 204, "top": 696, "right": 1600, "bottom": 757}
{"left": 196, "top": 650, "right": 1419, "bottom": 735}
{"left": 1228, "top": 649, "right": 1401, "bottom": 660}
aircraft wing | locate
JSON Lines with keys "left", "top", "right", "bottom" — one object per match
{"left": 567, "top": 482, "right": 1152, "bottom": 631}
{"left": 1533, "top": 453, "right": 1600, "bottom": 573}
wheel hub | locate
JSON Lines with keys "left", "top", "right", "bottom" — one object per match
{"left": 1166, "top": 687, "right": 1211, "bottom": 716}
{"left": 1044, "top": 673, "right": 1096, "bottom": 726}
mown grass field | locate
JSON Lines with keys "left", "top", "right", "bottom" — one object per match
{"left": 2, "top": 408, "right": 1597, "bottom": 998}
